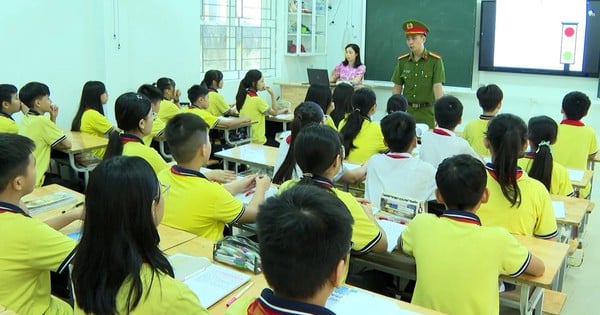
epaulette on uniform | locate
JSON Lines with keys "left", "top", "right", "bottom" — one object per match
{"left": 428, "top": 51, "right": 441, "bottom": 59}
{"left": 397, "top": 53, "right": 410, "bottom": 60}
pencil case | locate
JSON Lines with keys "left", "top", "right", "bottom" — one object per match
{"left": 213, "top": 235, "right": 262, "bottom": 274}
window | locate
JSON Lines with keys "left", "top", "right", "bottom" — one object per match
{"left": 201, "top": 0, "right": 277, "bottom": 79}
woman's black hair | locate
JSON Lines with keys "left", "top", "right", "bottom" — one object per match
{"left": 235, "top": 69, "right": 262, "bottom": 112}
{"left": 339, "top": 88, "right": 376, "bottom": 157}
{"left": 104, "top": 93, "right": 152, "bottom": 159}
{"left": 304, "top": 85, "right": 332, "bottom": 115}
{"left": 295, "top": 124, "right": 344, "bottom": 187}
{"left": 486, "top": 113, "right": 528, "bottom": 207}
{"left": 72, "top": 156, "right": 172, "bottom": 314}
{"left": 273, "top": 102, "right": 324, "bottom": 184}
{"left": 341, "top": 43, "right": 363, "bottom": 68}
{"left": 527, "top": 115, "right": 557, "bottom": 191}
{"left": 155, "top": 77, "right": 175, "bottom": 100}
{"left": 71, "top": 81, "right": 106, "bottom": 131}
{"left": 137, "top": 84, "right": 163, "bottom": 103}
{"left": 201, "top": 70, "right": 224, "bottom": 89}
{"left": 330, "top": 83, "right": 354, "bottom": 127}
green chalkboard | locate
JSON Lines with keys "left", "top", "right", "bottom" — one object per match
{"left": 364, "top": 0, "right": 476, "bottom": 87}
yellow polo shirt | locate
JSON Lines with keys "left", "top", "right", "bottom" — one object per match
{"left": 324, "top": 115, "right": 336, "bottom": 129}
{"left": 239, "top": 94, "right": 270, "bottom": 144}
{"left": 158, "top": 99, "right": 181, "bottom": 122}
{"left": 279, "top": 179, "right": 382, "bottom": 254}
{"left": 142, "top": 116, "right": 166, "bottom": 147}
{"left": 0, "top": 203, "right": 76, "bottom": 315}
{"left": 0, "top": 112, "right": 18, "bottom": 133}
{"left": 121, "top": 136, "right": 168, "bottom": 174}
{"left": 188, "top": 106, "right": 219, "bottom": 129}
{"left": 478, "top": 165, "right": 558, "bottom": 239}
{"left": 19, "top": 112, "right": 68, "bottom": 187}
{"left": 400, "top": 211, "right": 531, "bottom": 315}
{"left": 208, "top": 90, "right": 231, "bottom": 116}
{"left": 553, "top": 122, "right": 598, "bottom": 170}
{"left": 80, "top": 109, "right": 113, "bottom": 158}
{"left": 462, "top": 116, "right": 492, "bottom": 158}
{"left": 158, "top": 165, "right": 245, "bottom": 241}
{"left": 74, "top": 264, "right": 208, "bottom": 314}
{"left": 518, "top": 156, "right": 574, "bottom": 196}
{"left": 338, "top": 118, "right": 387, "bottom": 164}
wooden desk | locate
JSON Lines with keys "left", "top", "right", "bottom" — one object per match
{"left": 551, "top": 195, "right": 591, "bottom": 240}
{"left": 274, "top": 82, "right": 312, "bottom": 111}
{"left": 569, "top": 169, "right": 593, "bottom": 190}
{"left": 56, "top": 131, "right": 108, "bottom": 184}
{"left": 165, "top": 237, "right": 443, "bottom": 315}
{"left": 214, "top": 144, "right": 278, "bottom": 174}
{"left": 157, "top": 225, "right": 198, "bottom": 251}
{"left": 214, "top": 122, "right": 253, "bottom": 146}
{"left": 265, "top": 113, "right": 294, "bottom": 131}
{"left": 25, "top": 184, "right": 84, "bottom": 234}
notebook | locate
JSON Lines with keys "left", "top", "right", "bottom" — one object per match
{"left": 169, "top": 253, "right": 251, "bottom": 308}
{"left": 307, "top": 68, "right": 330, "bottom": 87}
{"left": 23, "top": 192, "right": 79, "bottom": 215}
{"left": 326, "top": 285, "right": 417, "bottom": 314}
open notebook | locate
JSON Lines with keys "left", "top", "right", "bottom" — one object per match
{"left": 326, "top": 285, "right": 418, "bottom": 314}
{"left": 169, "top": 254, "right": 251, "bottom": 308}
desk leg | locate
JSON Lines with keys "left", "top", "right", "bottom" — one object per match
{"left": 519, "top": 285, "right": 544, "bottom": 315}
{"left": 553, "top": 256, "right": 567, "bottom": 291}
{"left": 67, "top": 153, "right": 91, "bottom": 186}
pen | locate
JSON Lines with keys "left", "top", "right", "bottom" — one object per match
{"left": 244, "top": 189, "right": 255, "bottom": 197}
{"left": 62, "top": 201, "right": 84, "bottom": 214}
{"left": 226, "top": 282, "right": 254, "bottom": 307}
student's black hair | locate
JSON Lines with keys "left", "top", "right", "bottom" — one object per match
{"left": 562, "top": 91, "right": 591, "bottom": 121}
{"left": 137, "top": 84, "right": 163, "bottom": 103}
{"left": 304, "top": 85, "right": 332, "bottom": 115}
{"left": 273, "top": 102, "right": 324, "bottom": 184}
{"left": 434, "top": 95, "right": 463, "bottom": 130}
{"left": 0, "top": 134, "right": 35, "bottom": 192}
{"left": 19, "top": 82, "right": 50, "bottom": 108}
{"left": 436, "top": 154, "right": 487, "bottom": 210}
{"left": 386, "top": 94, "right": 408, "bottom": 114}
{"left": 155, "top": 77, "right": 176, "bottom": 100}
{"left": 235, "top": 69, "right": 262, "bottom": 111}
{"left": 339, "top": 88, "right": 376, "bottom": 157}
{"left": 257, "top": 185, "right": 353, "bottom": 299}
{"left": 0, "top": 84, "right": 17, "bottom": 106}
{"left": 330, "top": 83, "right": 354, "bottom": 127}
{"left": 476, "top": 84, "right": 503, "bottom": 112}
{"left": 295, "top": 124, "right": 344, "bottom": 187}
{"left": 381, "top": 111, "right": 416, "bottom": 153}
{"left": 72, "top": 156, "right": 172, "bottom": 314}
{"left": 165, "top": 113, "right": 209, "bottom": 163}
{"left": 341, "top": 43, "right": 363, "bottom": 68}
{"left": 71, "top": 81, "right": 107, "bottom": 131}
{"left": 200, "top": 70, "right": 224, "bottom": 89}
{"left": 527, "top": 116, "right": 557, "bottom": 191}
{"left": 187, "top": 84, "right": 209, "bottom": 105}
{"left": 104, "top": 93, "right": 152, "bottom": 159}
{"left": 486, "top": 113, "right": 527, "bottom": 207}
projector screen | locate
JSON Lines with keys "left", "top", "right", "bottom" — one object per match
{"left": 479, "top": 0, "right": 600, "bottom": 77}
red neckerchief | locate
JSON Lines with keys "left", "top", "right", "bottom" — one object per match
{"left": 247, "top": 89, "right": 258, "bottom": 97}
{"left": 432, "top": 127, "right": 452, "bottom": 136}
{"left": 119, "top": 133, "right": 144, "bottom": 145}
{"left": 386, "top": 152, "right": 411, "bottom": 159}
{"left": 442, "top": 209, "right": 481, "bottom": 226}
{"left": 485, "top": 163, "right": 523, "bottom": 181}
{"left": 560, "top": 119, "right": 584, "bottom": 127}
{"left": 285, "top": 135, "right": 292, "bottom": 144}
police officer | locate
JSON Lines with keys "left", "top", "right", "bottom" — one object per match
{"left": 391, "top": 20, "right": 445, "bottom": 128}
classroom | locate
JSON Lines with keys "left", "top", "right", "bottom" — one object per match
{"left": 1, "top": 0, "right": 599, "bottom": 314}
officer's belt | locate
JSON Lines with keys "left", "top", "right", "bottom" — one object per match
{"left": 408, "top": 102, "right": 431, "bottom": 109}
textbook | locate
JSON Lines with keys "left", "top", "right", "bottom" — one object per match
{"left": 23, "top": 192, "right": 79, "bottom": 215}
{"left": 326, "top": 285, "right": 418, "bottom": 314}
{"left": 169, "top": 253, "right": 251, "bottom": 308}
{"left": 378, "top": 192, "right": 427, "bottom": 223}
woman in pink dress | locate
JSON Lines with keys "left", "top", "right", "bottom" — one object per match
{"left": 330, "top": 43, "right": 366, "bottom": 85}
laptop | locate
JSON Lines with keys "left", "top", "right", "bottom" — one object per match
{"left": 307, "top": 68, "right": 330, "bottom": 87}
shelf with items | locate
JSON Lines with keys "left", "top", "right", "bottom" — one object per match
{"left": 285, "top": 0, "right": 328, "bottom": 56}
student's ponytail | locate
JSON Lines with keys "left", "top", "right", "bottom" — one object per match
{"left": 273, "top": 102, "right": 324, "bottom": 184}
{"left": 527, "top": 116, "right": 557, "bottom": 191}
{"left": 235, "top": 70, "right": 262, "bottom": 112}
{"left": 294, "top": 124, "right": 343, "bottom": 189}
{"left": 103, "top": 131, "right": 124, "bottom": 159}
{"left": 487, "top": 114, "right": 527, "bottom": 207}
{"left": 339, "top": 88, "right": 376, "bottom": 157}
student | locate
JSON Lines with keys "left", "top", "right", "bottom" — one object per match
{"left": 305, "top": 84, "right": 336, "bottom": 128}
{"left": 365, "top": 112, "right": 436, "bottom": 203}
{"left": 235, "top": 69, "right": 288, "bottom": 145}
{"left": 386, "top": 94, "right": 408, "bottom": 114}
{"left": 273, "top": 102, "right": 366, "bottom": 185}
{"left": 399, "top": 154, "right": 545, "bottom": 315}
{"left": 72, "top": 156, "right": 208, "bottom": 314}
{"left": 201, "top": 69, "right": 238, "bottom": 116}
{"left": 338, "top": 88, "right": 387, "bottom": 164}
{"left": 187, "top": 84, "right": 251, "bottom": 129}
{"left": 138, "top": 84, "right": 166, "bottom": 147}
{"left": 477, "top": 114, "right": 558, "bottom": 239}
{"left": 463, "top": 84, "right": 503, "bottom": 158}
{"left": 553, "top": 91, "right": 597, "bottom": 170}
{"left": 155, "top": 77, "right": 181, "bottom": 122}
{"left": 18, "top": 82, "right": 72, "bottom": 187}
{"left": 329, "top": 82, "right": 354, "bottom": 127}
{"left": 420, "top": 95, "right": 481, "bottom": 168}
{"left": 279, "top": 124, "right": 388, "bottom": 254}
{"left": 226, "top": 185, "right": 353, "bottom": 315}
{"left": 158, "top": 113, "right": 271, "bottom": 240}
{"left": 0, "top": 84, "right": 21, "bottom": 133}
{"left": 519, "top": 116, "right": 574, "bottom": 197}
{"left": 330, "top": 43, "right": 366, "bottom": 85}
{"left": 103, "top": 93, "right": 168, "bottom": 174}
{"left": 71, "top": 81, "right": 115, "bottom": 158}
{"left": 0, "top": 133, "right": 82, "bottom": 315}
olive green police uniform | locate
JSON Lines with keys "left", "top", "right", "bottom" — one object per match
{"left": 391, "top": 20, "right": 445, "bottom": 128}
